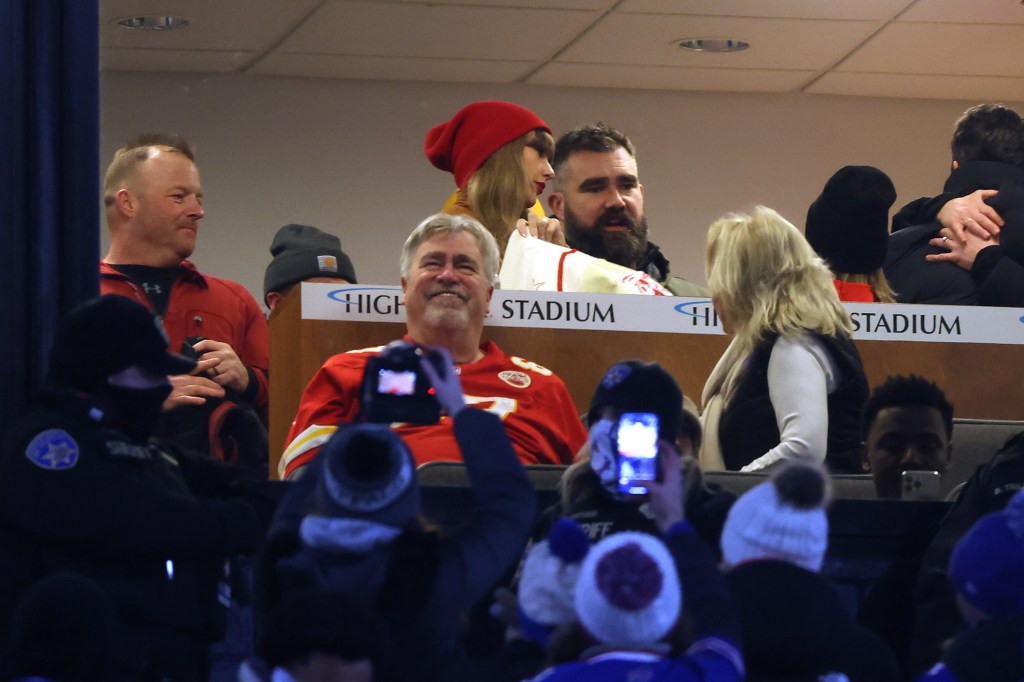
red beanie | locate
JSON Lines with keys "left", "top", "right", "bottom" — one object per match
{"left": 425, "top": 101, "right": 550, "bottom": 188}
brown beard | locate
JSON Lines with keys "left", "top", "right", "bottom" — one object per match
{"left": 563, "top": 204, "right": 649, "bottom": 268}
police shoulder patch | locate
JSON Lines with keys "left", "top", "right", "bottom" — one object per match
{"left": 25, "top": 429, "right": 80, "bottom": 471}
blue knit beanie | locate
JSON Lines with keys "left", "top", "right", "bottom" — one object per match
{"left": 948, "top": 488, "right": 1024, "bottom": 618}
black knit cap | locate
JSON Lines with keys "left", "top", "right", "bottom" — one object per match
{"left": 315, "top": 424, "right": 420, "bottom": 529}
{"left": 588, "top": 360, "right": 683, "bottom": 443}
{"left": 805, "top": 165, "right": 896, "bottom": 274}
{"left": 47, "top": 295, "right": 196, "bottom": 392}
{"left": 263, "top": 224, "right": 357, "bottom": 302}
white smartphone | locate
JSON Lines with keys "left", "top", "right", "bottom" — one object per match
{"left": 901, "top": 470, "right": 942, "bottom": 501}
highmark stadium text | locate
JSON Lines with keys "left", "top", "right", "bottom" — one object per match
{"left": 850, "top": 310, "right": 961, "bottom": 336}
{"left": 499, "top": 298, "right": 615, "bottom": 323}
{"left": 304, "top": 285, "right": 1023, "bottom": 345}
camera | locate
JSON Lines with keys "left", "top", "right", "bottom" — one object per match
{"left": 614, "top": 412, "right": 661, "bottom": 496}
{"left": 360, "top": 341, "right": 443, "bottom": 424}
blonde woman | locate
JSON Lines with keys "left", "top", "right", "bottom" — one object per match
{"left": 425, "top": 100, "right": 558, "bottom": 257}
{"left": 700, "top": 206, "right": 869, "bottom": 474}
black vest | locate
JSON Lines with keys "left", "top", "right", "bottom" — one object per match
{"left": 718, "top": 332, "right": 868, "bottom": 473}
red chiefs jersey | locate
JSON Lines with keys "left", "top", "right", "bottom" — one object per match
{"left": 280, "top": 340, "right": 587, "bottom": 479}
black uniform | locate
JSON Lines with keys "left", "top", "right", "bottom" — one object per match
{"left": 0, "top": 390, "right": 263, "bottom": 681}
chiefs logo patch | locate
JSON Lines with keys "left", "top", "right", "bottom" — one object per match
{"left": 498, "top": 370, "right": 532, "bottom": 389}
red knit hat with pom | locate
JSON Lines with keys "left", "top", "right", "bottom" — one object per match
{"left": 425, "top": 101, "right": 550, "bottom": 188}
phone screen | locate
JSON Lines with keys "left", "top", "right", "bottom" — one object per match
{"left": 377, "top": 368, "right": 417, "bottom": 396}
{"left": 616, "top": 412, "right": 659, "bottom": 495}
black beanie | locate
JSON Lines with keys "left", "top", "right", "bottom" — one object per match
{"left": 47, "top": 295, "right": 196, "bottom": 391}
{"left": 805, "top": 165, "right": 896, "bottom": 274}
{"left": 263, "top": 224, "right": 357, "bottom": 302}
{"left": 588, "top": 360, "right": 683, "bottom": 443}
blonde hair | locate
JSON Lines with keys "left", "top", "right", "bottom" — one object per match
{"left": 466, "top": 129, "right": 553, "bottom": 256}
{"left": 834, "top": 270, "right": 896, "bottom": 303}
{"left": 705, "top": 206, "right": 852, "bottom": 403}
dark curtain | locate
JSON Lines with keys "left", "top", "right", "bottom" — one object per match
{"left": 0, "top": 0, "right": 100, "bottom": 437}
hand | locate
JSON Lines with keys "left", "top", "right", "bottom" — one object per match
{"left": 163, "top": 366, "right": 226, "bottom": 411}
{"left": 515, "top": 213, "right": 567, "bottom": 246}
{"left": 192, "top": 339, "right": 250, "bottom": 394}
{"left": 644, "top": 440, "right": 685, "bottom": 533}
{"left": 418, "top": 346, "right": 466, "bottom": 417}
{"left": 927, "top": 226, "right": 997, "bottom": 271}
{"left": 936, "top": 190, "right": 1002, "bottom": 241}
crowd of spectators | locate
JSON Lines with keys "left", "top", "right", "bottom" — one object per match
{"left": 2, "top": 101, "right": 1024, "bottom": 682}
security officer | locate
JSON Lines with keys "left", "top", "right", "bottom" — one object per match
{"left": 0, "top": 295, "right": 265, "bottom": 682}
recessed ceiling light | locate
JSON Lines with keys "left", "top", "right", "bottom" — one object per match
{"left": 675, "top": 38, "right": 750, "bottom": 53}
{"left": 116, "top": 15, "right": 189, "bottom": 31}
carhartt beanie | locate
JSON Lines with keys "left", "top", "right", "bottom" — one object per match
{"left": 574, "top": 531, "right": 682, "bottom": 646}
{"left": 425, "top": 101, "right": 550, "bottom": 188}
{"left": 805, "top": 165, "right": 896, "bottom": 274}
{"left": 720, "top": 458, "right": 832, "bottom": 572}
{"left": 948, "top": 488, "right": 1024, "bottom": 618}
{"left": 263, "top": 224, "right": 356, "bottom": 302}
{"left": 315, "top": 424, "right": 419, "bottom": 529}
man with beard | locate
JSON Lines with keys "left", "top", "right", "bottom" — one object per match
{"left": 278, "top": 213, "right": 587, "bottom": 480}
{"left": 546, "top": 124, "right": 707, "bottom": 296}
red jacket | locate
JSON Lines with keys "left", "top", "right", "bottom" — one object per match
{"left": 280, "top": 340, "right": 587, "bottom": 479}
{"left": 833, "top": 279, "right": 875, "bottom": 303}
{"left": 99, "top": 260, "right": 269, "bottom": 422}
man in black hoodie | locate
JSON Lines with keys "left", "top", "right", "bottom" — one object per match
{"left": 884, "top": 104, "right": 1024, "bottom": 306}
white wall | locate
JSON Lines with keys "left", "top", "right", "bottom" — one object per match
{"left": 101, "top": 72, "right": 1011, "bottom": 305}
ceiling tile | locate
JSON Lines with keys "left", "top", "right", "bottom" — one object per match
{"left": 559, "top": 15, "right": 880, "bottom": 70}
{"left": 101, "top": 48, "right": 254, "bottom": 73}
{"left": 808, "top": 72, "right": 1024, "bottom": 102}
{"left": 839, "top": 23, "right": 1024, "bottom": 77}
{"left": 620, "top": 0, "right": 913, "bottom": 21}
{"left": 251, "top": 53, "right": 533, "bottom": 83}
{"left": 528, "top": 62, "right": 815, "bottom": 92}
{"left": 899, "top": 0, "right": 1024, "bottom": 24}
{"left": 277, "top": 1, "right": 597, "bottom": 61}
{"left": 100, "top": 0, "right": 320, "bottom": 50}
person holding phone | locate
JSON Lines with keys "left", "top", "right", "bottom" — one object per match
{"left": 255, "top": 345, "right": 536, "bottom": 682}
{"left": 537, "top": 360, "right": 734, "bottom": 556}
{"left": 860, "top": 374, "right": 954, "bottom": 500}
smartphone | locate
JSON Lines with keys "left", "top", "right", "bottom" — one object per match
{"left": 901, "top": 470, "right": 942, "bottom": 501}
{"left": 615, "top": 412, "right": 660, "bottom": 496}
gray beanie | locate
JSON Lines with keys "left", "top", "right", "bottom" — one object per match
{"left": 263, "top": 224, "right": 357, "bottom": 303}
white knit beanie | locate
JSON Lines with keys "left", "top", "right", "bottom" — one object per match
{"left": 574, "top": 532, "right": 681, "bottom": 646}
{"left": 720, "top": 459, "right": 831, "bottom": 573}
{"left": 518, "top": 518, "right": 591, "bottom": 644}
